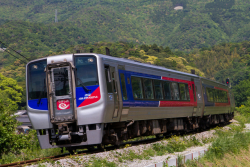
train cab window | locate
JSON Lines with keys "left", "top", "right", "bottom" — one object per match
{"left": 154, "top": 80, "right": 163, "bottom": 99}
{"left": 75, "top": 56, "right": 98, "bottom": 87}
{"left": 143, "top": 78, "right": 154, "bottom": 99}
{"left": 105, "top": 68, "right": 112, "bottom": 93}
{"left": 120, "top": 73, "right": 128, "bottom": 100}
{"left": 131, "top": 76, "right": 144, "bottom": 99}
{"left": 171, "top": 82, "right": 180, "bottom": 100}
{"left": 163, "top": 81, "right": 172, "bottom": 100}
{"left": 28, "top": 60, "right": 47, "bottom": 100}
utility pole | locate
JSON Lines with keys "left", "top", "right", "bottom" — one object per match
{"left": 55, "top": 9, "right": 58, "bottom": 23}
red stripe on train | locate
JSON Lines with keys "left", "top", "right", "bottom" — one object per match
{"left": 78, "top": 87, "right": 101, "bottom": 107}
{"left": 161, "top": 76, "right": 197, "bottom": 107}
{"left": 160, "top": 101, "right": 195, "bottom": 107}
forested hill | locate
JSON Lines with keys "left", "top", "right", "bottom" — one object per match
{"left": 1, "top": 0, "right": 250, "bottom": 51}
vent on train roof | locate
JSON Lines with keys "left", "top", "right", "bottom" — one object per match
{"left": 105, "top": 47, "right": 110, "bottom": 56}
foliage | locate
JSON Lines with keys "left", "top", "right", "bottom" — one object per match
{"left": 0, "top": 73, "right": 23, "bottom": 110}
{"left": 0, "top": 103, "right": 36, "bottom": 158}
{"left": 235, "top": 98, "right": 250, "bottom": 117}
{"left": 233, "top": 80, "right": 250, "bottom": 107}
{"left": 0, "top": 0, "right": 250, "bottom": 51}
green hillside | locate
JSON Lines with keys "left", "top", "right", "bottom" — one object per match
{"left": 1, "top": 0, "right": 250, "bottom": 50}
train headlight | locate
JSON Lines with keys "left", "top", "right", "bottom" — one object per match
{"left": 33, "top": 65, "right": 38, "bottom": 69}
{"left": 88, "top": 58, "right": 93, "bottom": 63}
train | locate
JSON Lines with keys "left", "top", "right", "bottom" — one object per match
{"left": 26, "top": 52, "right": 235, "bottom": 152}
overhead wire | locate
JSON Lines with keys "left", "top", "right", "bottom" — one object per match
{"left": 2, "top": 49, "right": 28, "bottom": 64}
{"left": 0, "top": 40, "right": 31, "bottom": 62}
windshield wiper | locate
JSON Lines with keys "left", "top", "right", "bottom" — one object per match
{"left": 77, "top": 78, "right": 91, "bottom": 92}
{"left": 37, "top": 79, "right": 46, "bottom": 106}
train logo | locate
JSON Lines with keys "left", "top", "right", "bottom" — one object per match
{"left": 57, "top": 99, "right": 70, "bottom": 110}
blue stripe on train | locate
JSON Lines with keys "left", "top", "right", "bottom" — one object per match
{"left": 123, "top": 101, "right": 159, "bottom": 107}
{"left": 119, "top": 70, "right": 160, "bottom": 107}
{"left": 28, "top": 98, "right": 48, "bottom": 110}
{"left": 76, "top": 85, "right": 99, "bottom": 107}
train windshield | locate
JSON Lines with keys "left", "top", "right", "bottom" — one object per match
{"left": 74, "top": 56, "right": 98, "bottom": 87}
{"left": 28, "top": 60, "right": 47, "bottom": 100}
{"left": 53, "top": 67, "right": 70, "bottom": 96}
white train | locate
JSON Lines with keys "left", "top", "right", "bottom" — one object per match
{"left": 26, "top": 53, "right": 235, "bottom": 151}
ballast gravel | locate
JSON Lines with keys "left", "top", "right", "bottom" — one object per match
{"left": 30, "top": 120, "right": 244, "bottom": 167}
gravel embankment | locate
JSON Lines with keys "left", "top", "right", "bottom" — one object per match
{"left": 30, "top": 120, "right": 245, "bottom": 167}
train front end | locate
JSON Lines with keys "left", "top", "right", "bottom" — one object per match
{"left": 26, "top": 54, "right": 105, "bottom": 149}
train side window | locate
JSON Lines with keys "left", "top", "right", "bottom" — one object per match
{"left": 171, "top": 82, "right": 180, "bottom": 100}
{"left": 120, "top": 73, "right": 128, "bottom": 100}
{"left": 131, "top": 76, "right": 144, "bottom": 99}
{"left": 154, "top": 80, "right": 163, "bottom": 99}
{"left": 214, "top": 89, "right": 219, "bottom": 102}
{"left": 206, "top": 88, "right": 214, "bottom": 102}
{"left": 179, "top": 83, "right": 187, "bottom": 100}
{"left": 179, "top": 83, "right": 190, "bottom": 101}
{"left": 224, "top": 91, "right": 228, "bottom": 102}
{"left": 143, "top": 78, "right": 154, "bottom": 99}
{"left": 163, "top": 81, "right": 172, "bottom": 100}
{"left": 186, "top": 84, "right": 190, "bottom": 100}
{"left": 192, "top": 84, "right": 196, "bottom": 102}
{"left": 105, "top": 68, "right": 113, "bottom": 93}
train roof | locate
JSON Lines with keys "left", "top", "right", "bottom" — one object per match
{"left": 96, "top": 54, "right": 200, "bottom": 78}
{"left": 27, "top": 53, "right": 228, "bottom": 87}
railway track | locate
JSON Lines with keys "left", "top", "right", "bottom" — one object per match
{"left": 0, "top": 123, "right": 230, "bottom": 167}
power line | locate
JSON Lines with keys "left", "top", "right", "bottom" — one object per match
{"left": 0, "top": 40, "right": 31, "bottom": 61}
{"left": 3, "top": 49, "right": 27, "bottom": 64}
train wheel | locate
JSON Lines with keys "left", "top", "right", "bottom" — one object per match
{"left": 87, "top": 146, "right": 95, "bottom": 151}
{"left": 97, "top": 144, "right": 105, "bottom": 151}
{"left": 155, "top": 134, "right": 161, "bottom": 139}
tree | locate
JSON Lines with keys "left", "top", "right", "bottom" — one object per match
{"left": 233, "top": 79, "right": 250, "bottom": 107}
{"left": 0, "top": 75, "right": 37, "bottom": 157}
{"left": 0, "top": 73, "right": 23, "bottom": 111}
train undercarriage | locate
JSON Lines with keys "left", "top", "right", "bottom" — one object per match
{"left": 38, "top": 112, "right": 234, "bottom": 153}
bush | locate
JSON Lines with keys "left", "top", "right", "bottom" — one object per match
{"left": 0, "top": 103, "right": 38, "bottom": 158}
{"left": 235, "top": 98, "right": 250, "bottom": 116}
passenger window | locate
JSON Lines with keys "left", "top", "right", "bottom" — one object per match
{"left": 224, "top": 91, "right": 228, "bottom": 102}
{"left": 163, "top": 82, "right": 172, "bottom": 100}
{"left": 143, "top": 78, "right": 154, "bottom": 99}
{"left": 131, "top": 77, "right": 144, "bottom": 99}
{"left": 206, "top": 88, "right": 214, "bottom": 102}
{"left": 179, "top": 83, "right": 190, "bottom": 101}
{"left": 186, "top": 84, "right": 190, "bottom": 100}
{"left": 179, "top": 83, "right": 186, "bottom": 100}
{"left": 120, "top": 73, "right": 128, "bottom": 100}
{"left": 105, "top": 68, "right": 112, "bottom": 93}
{"left": 171, "top": 82, "right": 180, "bottom": 100}
{"left": 154, "top": 80, "right": 163, "bottom": 100}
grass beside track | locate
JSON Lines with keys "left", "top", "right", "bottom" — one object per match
{"left": 0, "top": 111, "right": 247, "bottom": 166}
{"left": 184, "top": 112, "right": 250, "bottom": 167}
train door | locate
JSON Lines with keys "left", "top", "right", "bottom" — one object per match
{"left": 193, "top": 78, "right": 203, "bottom": 117}
{"left": 118, "top": 66, "right": 130, "bottom": 121}
{"left": 104, "top": 65, "right": 122, "bottom": 121}
{"left": 46, "top": 62, "right": 77, "bottom": 124}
